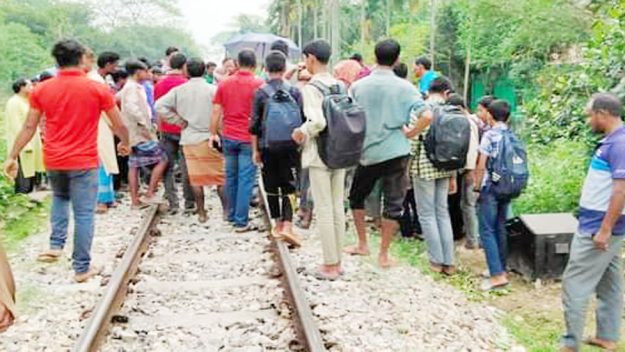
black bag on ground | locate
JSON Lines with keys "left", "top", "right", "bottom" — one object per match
{"left": 423, "top": 105, "right": 471, "bottom": 171}
{"left": 310, "top": 82, "right": 366, "bottom": 169}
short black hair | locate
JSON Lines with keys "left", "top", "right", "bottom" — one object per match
{"left": 447, "top": 93, "right": 467, "bottom": 109}
{"left": 165, "top": 46, "right": 179, "bottom": 56}
{"left": 415, "top": 56, "right": 432, "bottom": 70}
{"left": 488, "top": 100, "right": 511, "bottom": 122}
{"left": 170, "top": 53, "right": 187, "bottom": 70}
{"left": 429, "top": 76, "right": 454, "bottom": 94}
{"left": 138, "top": 57, "right": 151, "bottom": 67}
{"left": 590, "top": 93, "right": 623, "bottom": 118}
{"left": 393, "top": 62, "right": 408, "bottom": 79}
{"left": 186, "top": 57, "right": 206, "bottom": 78}
{"left": 265, "top": 50, "right": 287, "bottom": 73}
{"left": 302, "top": 39, "right": 331, "bottom": 65}
{"left": 350, "top": 53, "right": 363, "bottom": 63}
{"left": 206, "top": 61, "right": 217, "bottom": 69}
{"left": 478, "top": 95, "right": 495, "bottom": 109}
{"left": 237, "top": 49, "right": 257, "bottom": 68}
{"left": 39, "top": 71, "right": 54, "bottom": 82}
{"left": 112, "top": 69, "right": 128, "bottom": 83}
{"left": 375, "top": 39, "right": 401, "bottom": 67}
{"left": 12, "top": 78, "right": 28, "bottom": 94}
{"left": 52, "top": 39, "right": 86, "bottom": 68}
{"left": 270, "top": 40, "right": 290, "bottom": 57}
{"left": 150, "top": 66, "right": 163, "bottom": 75}
{"left": 125, "top": 60, "right": 148, "bottom": 76}
{"left": 97, "top": 51, "right": 120, "bottom": 69}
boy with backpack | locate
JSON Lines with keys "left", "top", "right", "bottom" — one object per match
{"left": 292, "top": 39, "right": 366, "bottom": 280}
{"left": 403, "top": 76, "right": 468, "bottom": 275}
{"left": 346, "top": 39, "right": 423, "bottom": 268}
{"left": 474, "top": 99, "right": 528, "bottom": 291}
{"left": 250, "top": 51, "right": 303, "bottom": 247}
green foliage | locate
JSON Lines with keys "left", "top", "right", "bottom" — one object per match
{"left": 513, "top": 139, "right": 590, "bottom": 215}
{"left": 0, "top": 0, "right": 201, "bottom": 89}
{"left": 524, "top": 0, "right": 625, "bottom": 146}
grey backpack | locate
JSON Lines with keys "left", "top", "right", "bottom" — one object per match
{"left": 310, "top": 82, "right": 366, "bottom": 169}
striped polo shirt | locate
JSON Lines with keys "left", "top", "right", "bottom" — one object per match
{"left": 578, "top": 126, "right": 625, "bottom": 236}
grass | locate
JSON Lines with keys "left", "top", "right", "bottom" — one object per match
{"left": 1, "top": 197, "right": 49, "bottom": 252}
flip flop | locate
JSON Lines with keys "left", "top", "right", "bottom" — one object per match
{"left": 37, "top": 249, "right": 63, "bottom": 263}
{"left": 131, "top": 202, "right": 150, "bottom": 210}
{"left": 343, "top": 246, "right": 370, "bottom": 256}
{"left": 279, "top": 231, "right": 302, "bottom": 248}
{"left": 480, "top": 279, "right": 510, "bottom": 292}
{"left": 313, "top": 270, "right": 340, "bottom": 281}
{"left": 584, "top": 337, "right": 617, "bottom": 351}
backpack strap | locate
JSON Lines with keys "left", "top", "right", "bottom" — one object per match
{"left": 260, "top": 83, "right": 278, "bottom": 97}
{"left": 309, "top": 81, "right": 331, "bottom": 96}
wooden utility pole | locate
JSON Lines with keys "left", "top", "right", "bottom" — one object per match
{"left": 430, "top": 0, "right": 436, "bottom": 69}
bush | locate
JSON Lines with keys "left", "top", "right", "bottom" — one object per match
{"left": 513, "top": 139, "right": 590, "bottom": 215}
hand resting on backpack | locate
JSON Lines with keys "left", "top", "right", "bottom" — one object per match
{"left": 292, "top": 128, "right": 306, "bottom": 145}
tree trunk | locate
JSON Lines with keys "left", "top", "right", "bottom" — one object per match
{"left": 313, "top": 0, "right": 318, "bottom": 38}
{"left": 429, "top": 0, "right": 436, "bottom": 69}
{"left": 463, "top": 45, "right": 471, "bottom": 103}
{"left": 360, "top": 0, "right": 366, "bottom": 51}
{"left": 298, "top": 0, "right": 303, "bottom": 48}
{"left": 385, "top": 0, "right": 391, "bottom": 37}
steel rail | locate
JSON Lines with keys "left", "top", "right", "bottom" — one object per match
{"left": 258, "top": 180, "right": 326, "bottom": 352}
{"left": 73, "top": 205, "right": 160, "bottom": 352}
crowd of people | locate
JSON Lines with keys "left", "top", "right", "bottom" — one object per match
{"left": 1, "top": 35, "right": 625, "bottom": 351}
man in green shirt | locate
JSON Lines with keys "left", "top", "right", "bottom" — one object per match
{"left": 204, "top": 61, "right": 217, "bottom": 84}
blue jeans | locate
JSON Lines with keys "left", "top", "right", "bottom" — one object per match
{"left": 414, "top": 177, "right": 455, "bottom": 266}
{"left": 477, "top": 188, "right": 510, "bottom": 276}
{"left": 223, "top": 138, "right": 257, "bottom": 227}
{"left": 562, "top": 234, "right": 624, "bottom": 350}
{"left": 48, "top": 169, "right": 98, "bottom": 274}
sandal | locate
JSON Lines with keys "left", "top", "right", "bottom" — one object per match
{"left": 343, "top": 246, "right": 370, "bottom": 256}
{"left": 131, "top": 202, "right": 150, "bottom": 210}
{"left": 480, "top": 279, "right": 510, "bottom": 292}
{"left": 37, "top": 249, "right": 63, "bottom": 263}
{"left": 314, "top": 270, "right": 340, "bottom": 281}
{"left": 584, "top": 337, "right": 617, "bottom": 351}
{"left": 95, "top": 204, "right": 109, "bottom": 214}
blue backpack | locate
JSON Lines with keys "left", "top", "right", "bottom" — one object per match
{"left": 260, "top": 83, "right": 302, "bottom": 150}
{"left": 487, "top": 130, "right": 529, "bottom": 201}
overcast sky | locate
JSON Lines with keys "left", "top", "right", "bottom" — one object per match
{"left": 177, "top": 0, "right": 270, "bottom": 60}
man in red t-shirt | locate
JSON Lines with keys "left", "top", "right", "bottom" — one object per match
{"left": 209, "top": 50, "right": 263, "bottom": 232}
{"left": 154, "top": 52, "right": 195, "bottom": 214}
{"left": 3, "top": 39, "right": 130, "bottom": 283}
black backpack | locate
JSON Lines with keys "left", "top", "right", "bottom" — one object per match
{"left": 423, "top": 105, "right": 471, "bottom": 171}
{"left": 310, "top": 82, "right": 366, "bottom": 169}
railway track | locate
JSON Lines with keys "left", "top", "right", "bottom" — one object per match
{"left": 73, "top": 187, "right": 325, "bottom": 352}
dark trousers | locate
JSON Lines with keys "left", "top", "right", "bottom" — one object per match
{"left": 261, "top": 148, "right": 299, "bottom": 222}
{"left": 349, "top": 156, "right": 410, "bottom": 220}
{"left": 160, "top": 132, "right": 194, "bottom": 208}
{"left": 15, "top": 159, "right": 35, "bottom": 194}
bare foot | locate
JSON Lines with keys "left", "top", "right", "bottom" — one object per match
{"left": 378, "top": 254, "right": 397, "bottom": 268}
{"left": 198, "top": 212, "right": 208, "bottom": 223}
{"left": 584, "top": 337, "right": 617, "bottom": 351}
{"left": 343, "top": 245, "right": 370, "bottom": 256}
{"left": 314, "top": 265, "right": 340, "bottom": 280}
{"left": 95, "top": 203, "right": 109, "bottom": 214}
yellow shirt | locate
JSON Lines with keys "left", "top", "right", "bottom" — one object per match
{"left": 4, "top": 94, "right": 44, "bottom": 178}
